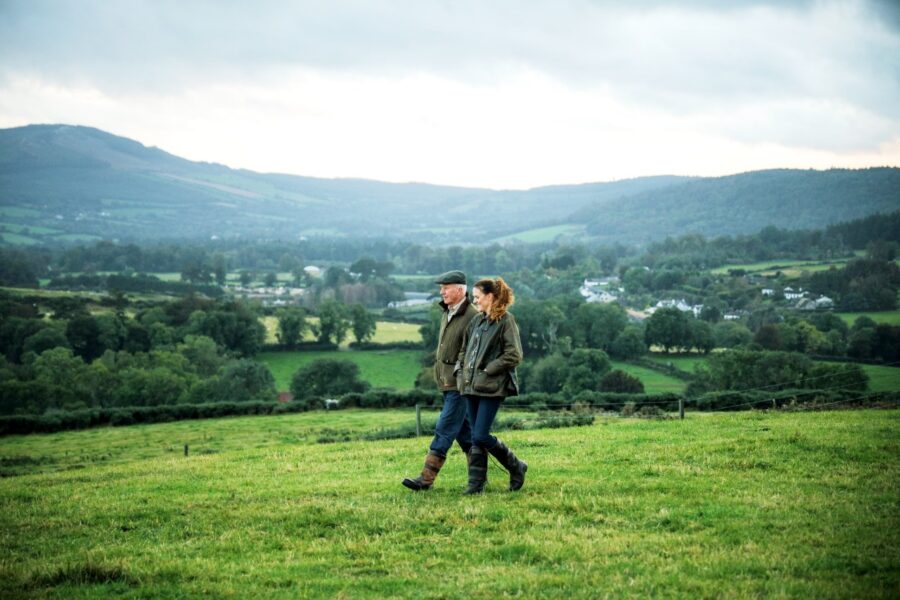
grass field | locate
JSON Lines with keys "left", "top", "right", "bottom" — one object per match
{"left": 259, "top": 317, "right": 422, "bottom": 346}
{"left": 258, "top": 350, "right": 423, "bottom": 391}
{"left": 494, "top": 224, "right": 586, "bottom": 243}
{"left": 836, "top": 310, "right": 900, "bottom": 326}
{"left": 0, "top": 410, "right": 896, "bottom": 598}
{"left": 609, "top": 360, "right": 688, "bottom": 394}
{"left": 855, "top": 364, "right": 900, "bottom": 393}
{"left": 709, "top": 257, "right": 854, "bottom": 276}
{"left": 644, "top": 354, "right": 709, "bottom": 373}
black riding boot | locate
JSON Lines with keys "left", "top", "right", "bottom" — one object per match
{"left": 488, "top": 439, "right": 528, "bottom": 491}
{"left": 463, "top": 446, "right": 488, "bottom": 495}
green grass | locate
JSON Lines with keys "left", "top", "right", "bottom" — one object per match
{"left": 259, "top": 317, "right": 421, "bottom": 346}
{"left": 0, "top": 410, "right": 897, "bottom": 598}
{"left": 0, "top": 232, "right": 41, "bottom": 245}
{"left": 258, "top": 350, "right": 422, "bottom": 391}
{"left": 609, "top": 360, "right": 688, "bottom": 394}
{"left": 644, "top": 354, "right": 709, "bottom": 373}
{"left": 836, "top": 311, "right": 900, "bottom": 326}
{"left": 0, "top": 222, "right": 62, "bottom": 235}
{"left": 494, "top": 224, "right": 586, "bottom": 243}
{"left": 52, "top": 234, "right": 103, "bottom": 243}
{"left": 0, "top": 206, "right": 40, "bottom": 218}
{"left": 710, "top": 257, "right": 853, "bottom": 276}
{"left": 855, "top": 364, "right": 900, "bottom": 393}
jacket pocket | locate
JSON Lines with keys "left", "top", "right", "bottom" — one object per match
{"left": 435, "top": 362, "right": 455, "bottom": 387}
{"left": 472, "top": 370, "right": 502, "bottom": 394}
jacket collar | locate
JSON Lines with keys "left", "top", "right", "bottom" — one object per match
{"left": 439, "top": 295, "right": 470, "bottom": 314}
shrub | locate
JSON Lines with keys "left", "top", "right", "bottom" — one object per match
{"left": 599, "top": 369, "right": 645, "bottom": 394}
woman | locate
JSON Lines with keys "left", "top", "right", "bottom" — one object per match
{"left": 455, "top": 277, "right": 527, "bottom": 494}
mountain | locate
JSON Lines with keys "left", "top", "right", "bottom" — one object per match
{"left": 571, "top": 168, "right": 900, "bottom": 244}
{"left": 0, "top": 124, "right": 897, "bottom": 246}
{"left": 0, "top": 124, "right": 685, "bottom": 244}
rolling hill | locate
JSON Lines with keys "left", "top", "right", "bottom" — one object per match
{"left": 1, "top": 124, "right": 897, "bottom": 246}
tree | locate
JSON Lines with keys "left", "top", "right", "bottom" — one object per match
{"left": 264, "top": 272, "right": 278, "bottom": 287}
{"left": 562, "top": 348, "right": 612, "bottom": 395}
{"left": 689, "top": 319, "right": 715, "bottom": 354}
{"left": 177, "top": 335, "right": 224, "bottom": 377}
{"left": 610, "top": 326, "right": 647, "bottom": 360}
{"left": 350, "top": 304, "right": 377, "bottom": 343}
{"left": 754, "top": 324, "right": 782, "bottom": 350}
{"left": 525, "top": 353, "right": 568, "bottom": 394}
{"left": 514, "top": 299, "right": 566, "bottom": 357}
{"left": 22, "top": 326, "right": 69, "bottom": 356}
{"left": 239, "top": 271, "right": 253, "bottom": 286}
{"left": 66, "top": 314, "right": 103, "bottom": 361}
{"left": 290, "top": 358, "right": 370, "bottom": 401}
{"left": 316, "top": 300, "right": 350, "bottom": 345}
{"left": 713, "top": 322, "right": 753, "bottom": 349}
{"left": 216, "top": 359, "right": 277, "bottom": 402}
{"left": 599, "top": 369, "right": 645, "bottom": 394}
{"left": 644, "top": 308, "right": 691, "bottom": 353}
{"left": 276, "top": 308, "right": 309, "bottom": 349}
{"left": 570, "top": 303, "right": 627, "bottom": 351}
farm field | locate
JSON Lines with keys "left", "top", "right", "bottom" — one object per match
{"left": 836, "top": 310, "right": 900, "bottom": 326}
{"left": 258, "top": 350, "right": 422, "bottom": 391}
{"left": 0, "top": 410, "right": 896, "bottom": 598}
{"left": 709, "top": 257, "right": 854, "bottom": 276}
{"left": 644, "top": 354, "right": 708, "bottom": 373}
{"left": 259, "top": 316, "right": 422, "bottom": 346}
{"left": 855, "top": 364, "right": 900, "bottom": 393}
{"left": 494, "top": 224, "right": 586, "bottom": 243}
{"left": 608, "top": 360, "right": 688, "bottom": 394}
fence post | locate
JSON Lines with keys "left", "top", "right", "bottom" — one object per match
{"left": 679, "top": 397, "right": 684, "bottom": 420}
{"left": 184, "top": 444, "right": 189, "bottom": 457}
{"left": 415, "top": 404, "right": 422, "bottom": 437}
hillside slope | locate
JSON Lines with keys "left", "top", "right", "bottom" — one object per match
{"left": 1, "top": 124, "right": 897, "bottom": 245}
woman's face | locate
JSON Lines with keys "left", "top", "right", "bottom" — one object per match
{"left": 472, "top": 287, "right": 494, "bottom": 314}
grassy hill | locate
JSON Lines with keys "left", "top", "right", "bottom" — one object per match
{"left": 0, "top": 124, "right": 684, "bottom": 244}
{"left": 3, "top": 124, "right": 897, "bottom": 246}
{"left": 0, "top": 409, "right": 896, "bottom": 598}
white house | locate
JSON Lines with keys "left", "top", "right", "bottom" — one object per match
{"left": 586, "top": 290, "right": 618, "bottom": 304}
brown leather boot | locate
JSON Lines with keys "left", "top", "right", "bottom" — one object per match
{"left": 402, "top": 451, "right": 445, "bottom": 491}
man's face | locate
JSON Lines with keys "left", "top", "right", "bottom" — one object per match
{"left": 440, "top": 284, "right": 465, "bottom": 306}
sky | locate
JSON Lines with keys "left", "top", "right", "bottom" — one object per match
{"left": 1, "top": 0, "right": 899, "bottom": 190}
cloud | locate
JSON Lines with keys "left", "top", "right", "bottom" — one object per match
{"left": 0, "top": 0, "right": 898, "bottom": 186}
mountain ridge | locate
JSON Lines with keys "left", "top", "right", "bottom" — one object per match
{"left": 1, "top": 124, "right": 897, "bottom": 246}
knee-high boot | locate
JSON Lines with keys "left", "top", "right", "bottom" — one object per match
{"left": 463, "top": 446, "right": 488, "bottom": 495}
{"left": 488, "top": 439, "right": 528, "bottom": 491}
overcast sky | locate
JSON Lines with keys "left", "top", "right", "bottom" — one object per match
{"left": 1, "top": 0, "right": 899, "bottom": 189}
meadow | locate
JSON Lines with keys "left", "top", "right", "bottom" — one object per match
{"left": 836, "top": 310, "right": 900, "bottom": 326}
{"left": 0, "top": 409, "right": 897, "bottom": 598}
{"left": 258, "top": 350, "right": 423, "bottom": 391}
{"left": 259, "top": 316, "right": 422, "bottom": 346}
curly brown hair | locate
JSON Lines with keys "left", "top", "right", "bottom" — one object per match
{"left": 474, "top": 277, "right": 515, "bottom": 321}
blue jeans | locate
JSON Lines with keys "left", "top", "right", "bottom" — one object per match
{"left": 465, "top": 395, "right": 502, "bottom": 449}
{"left": 429, "top": 390, "right": 473, "bottom": 457}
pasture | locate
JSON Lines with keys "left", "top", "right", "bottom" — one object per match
{"left": 0, "top": 409, "right": 896, "bottom": 598}
{"left": 257, "top": 350, "right": 422, "bottom": 391}
{"left": 608, "top": 360, "right": 688, "bottom": 394}
{"left": 259, "top": 316, "right": 422, "bottom": 346}
{"left": 836, "top": 310, "right": 900, "bottom": 326}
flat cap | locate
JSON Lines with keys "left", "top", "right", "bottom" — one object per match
{"left": 434, "top": 270, "right": 467, "bottom": 285}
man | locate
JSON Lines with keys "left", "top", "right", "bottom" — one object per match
{"left": 402, "top": 270, "right": 479, "bottom": 491}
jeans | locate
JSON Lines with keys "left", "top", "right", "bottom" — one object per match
{"left": 465, "top": 395, "right": 502, "bottom": 449}
{"left": 429, "top": 390, "right": 473, "bottom": 457}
